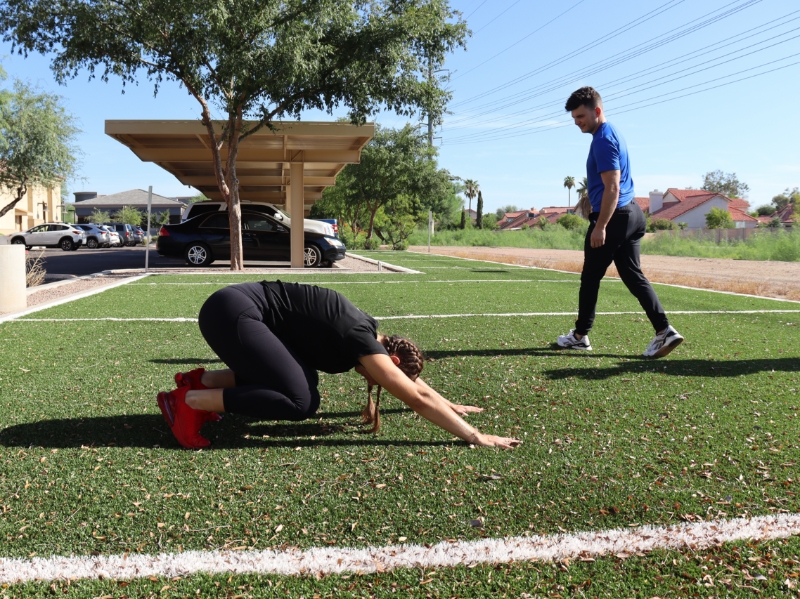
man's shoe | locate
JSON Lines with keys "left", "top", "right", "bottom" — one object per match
{"left": 158, "top": 387, "right": 211, "bottom": 449}
{"left": 556, "top": 330, "right": 592, "bottom": 350}
{"left": 174, "top": 368, "right": 222, "bottom": 422}
{"left": 643, "top": 325, "right": 684, "bottom": 358}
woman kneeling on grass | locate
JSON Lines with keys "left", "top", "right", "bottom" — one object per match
{"left": 157, "top": 281, "right": 520, "bottom": 450}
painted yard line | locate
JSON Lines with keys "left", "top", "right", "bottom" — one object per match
{"left": 1, "top": 514, "right": 799, "bottom": 584}
{"left": 10, "top": 309, "right": 800, "bottom": 323}
{"left": 412, "top": 250, "right": 800, "bottom": 305}
{"left": 127, "top": 279, "right": 590, "bottom": 286}
{"left": 0, "top": 274, "right": 151, "bottom": 325}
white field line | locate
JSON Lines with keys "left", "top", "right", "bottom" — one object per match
{"left": 0, "top": 274, "right": 151, "bottom": 325}
{"left": 10, "top": 309, "right": 800, "bottom": 323}
{"left": 127, "top": 279, "right": 589, "bottom": 286}
{"left": 411, "top": 250, "right": 800, "bottom": 305}
{"left": 1, "top": 514, "right": 799, "bottom": 584}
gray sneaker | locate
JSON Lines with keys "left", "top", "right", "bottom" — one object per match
{"left": 557, "top": 330, "right": 592, "bottom": 350}
{"left": 643, "top": 325, "right": 684, "bottom": 358}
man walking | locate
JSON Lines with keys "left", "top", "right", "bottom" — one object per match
{"left": 556, "top": 86, "right": 683, "bottom": 358}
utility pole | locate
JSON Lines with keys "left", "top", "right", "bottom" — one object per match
{"left": 427, "top": 57, "right": 434, "bottom": 147}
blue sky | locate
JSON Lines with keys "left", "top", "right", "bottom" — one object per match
{"left": 2, "top": 0, "right": 798, "bottom": 213}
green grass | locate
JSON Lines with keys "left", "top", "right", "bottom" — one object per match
{"left": 1, "top": 251, "right": 799, "bottom": 597}
{"left": 406, "top": 225, "right": 800, "bottom": 262}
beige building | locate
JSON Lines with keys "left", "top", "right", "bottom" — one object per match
{"left": 0, "top": 183, "right": 63, "bottom": 235}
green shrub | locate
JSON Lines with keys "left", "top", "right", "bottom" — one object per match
{"left": 648, "top": 218, "right": 677, "bottom": 232}
{"left": 363, "top": 237, "right": 379, "bottom": 250}
{"left": 556, "top": 213, "right": 584, "bottom": 230}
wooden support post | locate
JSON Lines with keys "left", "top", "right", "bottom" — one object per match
{"left": 290, "top": 162, "right": 305, "bottom": 268}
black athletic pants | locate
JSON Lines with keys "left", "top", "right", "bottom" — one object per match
{"left": 197, "top": 286, "right": 320, "bottom": 421}
{"left": 574, "top": 201, "right": 669, "bottom": 336}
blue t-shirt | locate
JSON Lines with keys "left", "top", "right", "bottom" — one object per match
{"left": 586, "top": 121, "right": 634, "bottom": 213}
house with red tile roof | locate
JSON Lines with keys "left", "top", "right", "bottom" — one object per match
{"left": 647, "top": 188, "right": 757, "bottom": 229}
{"left": 497, "top": 208, "right": 538, "bottom": 230}
{"left": 634, "top": 197, "right": 650, "bottom": 214}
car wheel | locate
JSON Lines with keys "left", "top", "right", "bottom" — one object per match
{"left": 303, "top": 244, "right": 323, "bottom": 268}
{"left": 71, "top": 243, "right": 80, "bottom": 251}
{"left": 87, "top": 238, "right": 98, "bottom": 249}
{"left": 60, "top": 238, "right": 74, "bottom": 251}
{"left": 185, "top": 243, "right": 213, "bottom": 267}
{"left": 11, "top": 237, "right": 26, "bottom": 247}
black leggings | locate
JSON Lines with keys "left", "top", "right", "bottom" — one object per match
{"left": 198, "top": 286, "right": 320, "bottom": 421}
{"left": 575, "top": 202, "right": 669, "bottom": 336}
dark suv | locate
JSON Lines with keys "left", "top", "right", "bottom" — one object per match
{"left": 103, "top": 223, "right": 137, "bottom": 247}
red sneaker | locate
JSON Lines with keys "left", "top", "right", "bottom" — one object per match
{"left": 157, "top": 391, "right": 176, "bottom": 427}
{"left": 175, "top": 368, "right": 208, "bottom": 390}
{"left": 162, "top": 387, "right": 211, "bottom": 449}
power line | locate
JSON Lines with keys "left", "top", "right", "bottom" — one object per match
{"left": 453, "top": 0, "right": 589, "bottom": 82}
{"left": 472, "top": 0, "right": 524, "bottom": 35}
{"left": 450, "top": 0, "right": 690, "bottom": 108}
{"left": 449, "top": 0, "right": 764, "bottom": 119}
{"left": 443, "top": 52, "right": 800, "bottom": 145}
{"left": 464, "top": 0, "right": 491, "bottom": 21}
{"left": 445, "top": 14, "right": 800, "bottom": 133}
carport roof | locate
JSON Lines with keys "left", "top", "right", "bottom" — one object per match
{"left": 105, "top": 120, "right": 374, "bottom": 208}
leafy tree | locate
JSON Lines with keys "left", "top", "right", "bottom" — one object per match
{"left": 702, "top": 170, "right": 749, "bottom": 198}
{"left": 116, "top": 205, "right": 143, "bottom": 226}
{"left": 187, "top": 193, "right": 210, "bottom": 205}
{"left": 677, "top": 221, "right": 688, "bottom": 230}
{"left": 771, "top": 187, "right": 799, "bottom": 211}
{"left": 475, "top": 190, "right": 483, "bottom": 229}
{"left": 317, "top": 124, "right": 449, "bottom": 240}
{"left": 1, "top": 0, "right": 467, "bottom": 269}
{"left": 0, "top": 80, "right": 80, "bottom": 218}
{"left": 374, "top": 196, "right": 416, "bottom": 250}
{"left": 495, "top": 205, "right": 519, "bottom": 219}
{"left": 754, "top": 205, "right": 775, "bottom": 216}
{"left": 556, "top": 213, "right": 584, "bottom": 230}
{"left": 705, "top": 206, "right": 734, "bottom": 229}
{"left": 149, "top": 210, "right": 170, "bottom": 229}
{"left": 481, "top": 213, "right": 498, "bottom": 229}
{"left": 563, "top": 175, "right": 575, "bottom": 207}
{"left": 537, "top": 216, "right": 549, "bottom": 229}
{"left": 89, "top": 208, "right": 110, "bottom": 223}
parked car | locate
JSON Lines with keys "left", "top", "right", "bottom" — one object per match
{"left": 10, "top": 223, "right": 85, "bottom": 251}
{"left": 181, "top": 201, "right": 336, "bottom": 237}
{"left": 131, "top": 226, "right": 144, "bottom": 245}
{"left": 98, "top": 225, "right": 122, "bottom": 247}
{"left": 317, "top": 218, "right": 339, "bottom": 237}
{"left": 103, "top": 223, "right": 136, "bottom": 246}
{"left": 157, "top": 210, "right": 346, "bottom": 267}
{"left": 74, "top": 224, "right": 111, "bottom": 249}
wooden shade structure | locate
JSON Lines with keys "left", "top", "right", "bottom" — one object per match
{"left": 105, "top": 120, "right": 374, "bottom": 267}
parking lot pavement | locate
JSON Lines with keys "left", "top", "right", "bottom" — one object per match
{"left": 32, "top": 245, "right": 185, "bottom": 276}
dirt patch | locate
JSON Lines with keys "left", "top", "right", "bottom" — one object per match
{"left": 408, "top": 246, "right": 800, "bottom": 301}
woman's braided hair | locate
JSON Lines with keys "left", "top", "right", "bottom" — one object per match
{"left": 362, "top": 335, "right": 424, "bottom": 433}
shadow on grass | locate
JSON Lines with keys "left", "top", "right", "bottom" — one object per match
{"left": 0, "top": 409, "right": 443, "bottom": 449}
{"left": 543, "top": 357, "right": 800, "bottom": 380}
{"left": 426, "top": 347, "right": 636, "bottom": 360}
{"left": 149, "top": 358, "right": 224, "bottom": 365}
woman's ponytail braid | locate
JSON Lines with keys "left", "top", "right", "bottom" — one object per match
{"left": 362, "top": 335, "right": 424, "bottom": 433}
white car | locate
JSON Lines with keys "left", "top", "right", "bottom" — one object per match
{"left": 99, "top": 225, "right": 122, "bottom": 247}
{"left": 182, "top": 201, "right": 335, "bottom": 237}
{"left": 10, "top": 223, "right": 85, "bottom": 251}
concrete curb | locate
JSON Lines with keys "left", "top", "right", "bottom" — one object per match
{"left": 347, "top": 253, "right": 421, "bottom": 274}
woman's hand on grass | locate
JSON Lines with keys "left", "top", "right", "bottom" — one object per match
{"left": 473, "top": 433, "right": 521, "bottom": 449}
{"left": 450, "top": 404, "right": 484, "bottom": 416}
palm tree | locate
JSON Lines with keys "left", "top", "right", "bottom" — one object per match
{"left": 576, "top": 176, "right": 588, "bottom": 201}
{"left": 463, "top": 179, "right": 479, "bottom": 227}
{"left": 563, "top": 176, "right": 575, "bottom": 207}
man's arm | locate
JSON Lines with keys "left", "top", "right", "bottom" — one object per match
{"left": 590, "top": 169, "right": 621, "bottom": 248}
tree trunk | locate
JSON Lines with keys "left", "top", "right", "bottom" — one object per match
{"left": 366, "top": 203, "right": 379, "bottom": 239}
{"left": 0, "top": 183, "right": 27, "bottom": 218}
{"left": 476, "top": 190, "right": 483, "bottom": 229}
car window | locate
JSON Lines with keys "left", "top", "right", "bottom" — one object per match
{"left": 29, "top": 225, "right": 44, "bottom": 233}
{"left": 186, "top": 204, "right": 221, "bottom": 219}
{"left": 242, "top": 214, "right": 275, "bottom": 232}
{"left": 201, "top": 214, "right": 230, "bottom": 229}
{"left": 47, "top": 225, "right": 60, "bottom": 232}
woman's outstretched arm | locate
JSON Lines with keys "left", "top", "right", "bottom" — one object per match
{"left": 415, "top": 377, "right": 484, "bottom": 416}
{"left": 358, "top": 354, "right": 520, "bottom": 449}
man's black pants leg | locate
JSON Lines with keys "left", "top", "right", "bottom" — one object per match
{"left": 575, "top": 203, "right": 668, "bottom": 336}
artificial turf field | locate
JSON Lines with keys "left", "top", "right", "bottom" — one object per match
{"left": 1, "top": 250, "right": 799, "bottom": 598}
